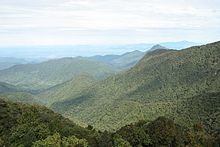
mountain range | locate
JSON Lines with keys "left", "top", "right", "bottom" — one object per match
{"left": 0, "top": 57, "right": 117, "bottom": 91}
{"left": 0, "top": 41, "right": 200, "bottom": 59}
{"left": 49, "top": 41, "right": 220, "bottom": 131}
{"left": 0, "top": 44, "right": 167, "bottom": 91}
{"left": 0, "top": 41, "right": 219, "bottom": 146}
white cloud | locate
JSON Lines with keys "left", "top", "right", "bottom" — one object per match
{"left": 0, "top": 0, "right": 219, "bottom": 45}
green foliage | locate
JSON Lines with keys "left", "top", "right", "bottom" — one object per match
{"left": 0, "top": 99, "right": 218, "bottom": 147}
{"left": 0, "top": 99, "right": 98, "bottom": 147}
{"left": 33, "top": 133, "right": 88, "bottom": 147}
{"left": 115, "top": 117, "right": 217, "bottom": 147}
{"left": 0, "top": 42, "right": 220, "bottom": 146}
{"left": 112, "top": 135, "right": 132, "bottom": 147}
{"left": 62, "top": 135, "right": 88, "bottom": 147}
{"left": 51, "top": 41, "right": 220, "bottom": 131}
{"left": 0, "top": 92, "right": 40, "bottom": 104}
{"left": 32, "top": 133, "right": 61, "bottom": 147}
{"left": 117, "top": 124, "right": 151, "bottom": 146}
{"left": 38, "top": 74, "right": 97, "bottom": 106}
{"left": 146, "top": 117, "right": 181, "bottom": 146}
{"left": 0, "top": 57, "right": 117, "bottom": 91}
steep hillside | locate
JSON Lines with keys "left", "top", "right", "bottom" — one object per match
{"left": 38, "top": 74, "right": 97, "bottom": 106}
{"left": 0, "top": 57, "right": 117, "bottom": 91}
{"left": 0, "top": 82, "right": 40, "bottom": 104}
{"left": 0, "top": 92, "right": 40, "bottom": 104}
{"left": 0, "top": 99, "right": 99, "bottom": 147}
{"left": 1, "top": 98, "right": 217, "bottom": 146}
{"left": 52, "top": 41, "right": 220, "bottom": 131}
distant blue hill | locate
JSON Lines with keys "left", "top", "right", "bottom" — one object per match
{"left": 0, "top": 41, "right": 202, "bottom": 59}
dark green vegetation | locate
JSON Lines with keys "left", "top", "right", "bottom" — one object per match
{"left": 51, "top": 41, "right": 220, "bottom": 131}
{"left": 0, "top": 57, "right": 117, "bottom": 91}
{"left": 0, "top": 99, "right": 218, "bottom": 147}
{"left": 0, "top": 42, "right": 219, "bottom": 146}
{"left": 0, "top": 99, "right": 98, "bottom": 147}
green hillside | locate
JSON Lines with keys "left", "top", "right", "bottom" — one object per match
{"left": 0, "top": 99, "right": 100, "bottom": 147}
{"left": 91, "top": 44, "right": 170, "bottom": 71}
{"left": 0, "top": 82, "right": 41, "bottom": 104}
{"left": 51, "top": 41, "right": 220, "bottom": 131}
{"left": 0, "top": 57, "right": 117, "bottom": 91}
{"left": 1, "top": 99, "right": 217, "bottom": 146}
{"left": 38, "top": 74, "right": 97, "bottom": 106}
{"left": 0, "top": 92, "right": 40, "bottom": 104}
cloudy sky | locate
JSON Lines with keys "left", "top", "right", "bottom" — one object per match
{"left": 0, "top": 0, "right": 220, "bottom": 46}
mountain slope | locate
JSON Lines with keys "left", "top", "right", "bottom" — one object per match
{"left": 0, "top": 92, "right": 40, "bottom": 104}
{"left": 91, "top": 50, "right": 145, "bottom": 70}
{"left": 0, "top": 57, "right": 117, "bottom": 91}
{"left": 1, "top": 98, "right": 217, "bottom": 146}
{"left": 147, "top": 44, "right": 167, "bottom": 52}
{"left": 0, "top": 82, "right": 40, "bottom": 104}
{"left": 0, "top": 82, "right": 20, "bottom": 93}
{"left": 0, "top": 99, "right": 99, "bottom": 146}
{"left": 37, "top": 74, "right": 97, "bottom": 106}
{"left": 110, "top": 50, "right": 145, "bottom": 69}
{"left": 52, "top": 41, "right": 220, "bottom": 131}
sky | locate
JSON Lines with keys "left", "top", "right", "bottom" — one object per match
{"left": 0, "top": 0, "right": 220, "bottom": 46}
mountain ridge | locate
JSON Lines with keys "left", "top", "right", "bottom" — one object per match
{"left": 0, "top": 57, "right": 117, "bottom": 91}
{"left": 51, "top": 41, "right": 220, "bottom": 131}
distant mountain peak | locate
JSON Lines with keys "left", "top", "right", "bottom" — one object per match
{"left": 149, "top": 44, "right": 167, "bottom": 52}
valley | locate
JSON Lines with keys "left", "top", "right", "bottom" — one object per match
{"left": 0, "top": 42, "right": 219, "bottom": 146}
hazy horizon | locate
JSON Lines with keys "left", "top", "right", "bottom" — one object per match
{"left": 0, "top": 0, "right": 219, "bottom": 47}
{"left": 0, "top": 40, "right": 203, "bottom": 59}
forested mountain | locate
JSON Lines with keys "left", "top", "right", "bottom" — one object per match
{"left": 91, "top": 44, "right": 169, "bottom": 70}
{"left": 91, "top": 50, "right": 145, "bottom": 70}
{"left": 147, "top": 44, "right": 167, "bottom": 52}
{"left": 0, "top": 92, "right": 40, "bottom": 105}
{"left": 0, "top": 82, "right": 41, "bottom": 104}
{"left": 0, "top": 99, "right": 218, "bottom": 146}
{"left": 0, "top": 41, "right": 219, "bottom": 146}
{"left": 0, "top": 44, "right": 170, "bottom": 92}
{"left": 38, "top": 74, "right": 97, "bottom": 106}
{"left": 51, "top": 41, "right": 220, "bottom": 131}
{"left": 0, "top": 99, "right": 99, "bottom": 146}
{"left": 0, "top": 57, "right": 117, "bottom": 91}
